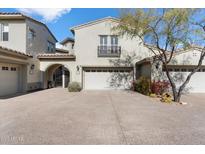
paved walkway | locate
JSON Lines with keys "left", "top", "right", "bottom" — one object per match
{"left": 0, "top": 88, "right": 205, "bottom": 144}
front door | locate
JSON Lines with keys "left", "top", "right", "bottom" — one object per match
{"left": 53, "top": 66, "right": 63, "bottom": 87}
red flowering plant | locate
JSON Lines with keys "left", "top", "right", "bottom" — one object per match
{"left": 151, "top": 80, "right": 170, "bottom": 95}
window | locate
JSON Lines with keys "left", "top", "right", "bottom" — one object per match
{"left": 98, "top": 35, "right": 121, "bottom": 57}
{"left": 181, "top": 68, "right": 187, "bottom": 72}
{"left": 111, "top": 35, "right": 118, "bottom": 46}
{"left": 47, "top": 41, "right": 55, "bottom": 52}
{"left": 11, "top": 67, "right": 17, "bottom": 71}
{"left": 2, "top": 66, "right": 8, "bottom": 70}
{"left": 28, "top": 28, "right": 36, "bottom": 40}
{"left": 1, "top": 23, "right": 9, "bottom": 41}
{"left": 111, "top": 35, "right": 118, "bottom": 53}
{"left": 100, "top": 35, "right": 108, "bottom": 46}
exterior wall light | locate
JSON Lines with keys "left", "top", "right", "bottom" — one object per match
{"left": 29, "top": 64, "right": 35, "bottom": 74}
{"left": 76, "top": 66, "right": 80, "bottom": 72}
{"left": 155, "top": 62, "right": 160, "bottom": 70}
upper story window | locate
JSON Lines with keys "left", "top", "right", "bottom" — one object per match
{"left": 100, "top": 35, "right": 108, "bottom": 46}
{"left": 111, "top": 35, "right": 118, "bottom": 46}
{"left": 1, "top": 23, "right": 9, "bottom": 41}
{"left": 28, "top": 28, "right": 36, "bottom": 41}
{"left": 98, "top": 35, "right": 121, "bottom": 57}
{"left": 47, "top": 41, "right": 55, "bottom": 52}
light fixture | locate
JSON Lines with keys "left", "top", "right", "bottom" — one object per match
{"left": 76, "top": 66, "right": 80, "bottom": 72}
{"left": 155, "top": 62, "right": 160, "bottom": 70}
{"left": 30, "top": 64, "right": 35, "bottom": 70}
{"left": 29, "top": 64, "right": 35, "bottom": 74}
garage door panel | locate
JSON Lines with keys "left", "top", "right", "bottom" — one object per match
{"left": 187, "top": 72, "right": 205, "bottom": 93}
{"left": 168, "top": 71, "right": 205, "bottom": 93}
{"left": 0, "top": 63, "right": 19, "bottom": 96}
{"left": 84, "top": 69, "right": 133, "bottom": 90}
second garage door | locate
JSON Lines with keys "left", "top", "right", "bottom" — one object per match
{"left": 0, "top": 63, "right": 20, "bottom": 96}
{"left": 83, "top": 67, "right": 133, "bottom": 90}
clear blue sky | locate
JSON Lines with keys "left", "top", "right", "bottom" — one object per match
{"left": 0, "top": 8, "right": 120, "bottom": 42}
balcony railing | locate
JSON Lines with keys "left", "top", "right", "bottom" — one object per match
{"left": 98, "top": 46, "right": 121, "bottom": 57}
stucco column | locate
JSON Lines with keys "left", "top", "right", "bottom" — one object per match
{"left": 62, "top": 66, "right": 65, "bottom": 88}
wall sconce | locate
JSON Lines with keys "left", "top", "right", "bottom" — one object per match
{"left": 30, "top": 64, "right": 35, "bottom": 70}
{"left": 155, "top": 62, "right": 160, "bottom": 70}
{"left": 76, "top": 65, "right": 80, "bottom": 72}
{"left": 29, "top": 64, "right": 35, "bottom": 74}
{"left": 76, "top": 65, "right": 80, "bottom": 75}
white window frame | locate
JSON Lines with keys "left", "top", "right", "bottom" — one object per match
{"left": 100, "top": 35, "right": 108, "bottom": 46}
{"left": 111, "top": 35, "right": 118, "bottom": 46}
{"left": 28, "top": 28, "right": 36, "bottom": 41}
{"left": 1, "top": 23, "right": 9, "bottom": 41}
{"left": 47, "top": 41, "right": 55, "bottom": 52}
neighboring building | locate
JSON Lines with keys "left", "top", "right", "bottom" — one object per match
{"left": 0, "top": 12, "right": 57, "bottom": 96}
{"left": 0, "top": 13, "right": 204, "bottom": 96}
{"left": 136, "top": 48, "right": 205, "bottom": 93}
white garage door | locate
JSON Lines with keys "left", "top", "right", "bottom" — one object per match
{"left": 185, "top": 72, "right": 205, "bottom": 93}
{"left": 165, "top": 67, "right": 205, "bottom": 93}
{"left": 0, "top": 63, "right": 20, "bottom": 96}
{"left": 84, "top": 68, "right": 133, "bottom": 90}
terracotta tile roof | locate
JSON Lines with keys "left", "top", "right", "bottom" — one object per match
{"left": 37, "top": 53, "right": 75, "bottom": 59}
{"left": 0, "top": 45, "right": 33, "bottom": 58}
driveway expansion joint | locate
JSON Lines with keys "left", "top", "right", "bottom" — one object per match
{"left": 107, "top": 92, "right": 128, "bottom": 145}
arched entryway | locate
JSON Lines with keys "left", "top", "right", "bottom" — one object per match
{"left": 45, "top": 64, "right": 70, "bottom": 88}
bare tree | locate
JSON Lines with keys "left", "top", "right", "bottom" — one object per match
{"left": 115, "top": 9, "right": 205, "bottom": 102}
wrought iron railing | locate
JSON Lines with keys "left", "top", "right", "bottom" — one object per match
{"left": 98, "top": 46, "right": 121, "bottom": 57}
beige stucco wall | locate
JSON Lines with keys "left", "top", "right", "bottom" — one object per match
{"left": 62, "top": 41, "right": 74, "bottom": 53}
{"left": 170, "top": 49, "right": 205, "bottom": 65}
{"left": 26, "top": 19, "right": 57, "bottom": 55}
{"left": 0, "top": 20, "right": 27, "bottom": 53}
{"left": 74, "top": 20, "right": 152, "bottom": 66}
{"left": 39, "top": 60, "right": 78, "bottom": 88}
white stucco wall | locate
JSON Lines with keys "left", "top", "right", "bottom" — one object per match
{"left": 74, "top": 20, "right": 152, "bottom": 66}
{"left": 170, "top": 49, "right": 205, "bottom": 65}
{"left": 62, "top": 41, "right": 74, "bottom": 53}
{"left": 0, "top": 20, "right": 27, "bottom": 53}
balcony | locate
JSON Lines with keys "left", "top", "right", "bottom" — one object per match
{"left": 98, "top": 46, "right": 121, "bottom": 57}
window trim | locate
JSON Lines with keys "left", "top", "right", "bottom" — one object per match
{"left": 1, "top": 23, "right": 9, "bottom": 41}
{"left": 47, "top": 41, "right": 55, "bottom": 52}
{"left": 28, "top": 28, "right": 36, "bottom": 41}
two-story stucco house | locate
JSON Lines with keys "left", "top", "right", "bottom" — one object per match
{"left": 0, "top": 12, "right": 57, "bottom": 96}
{"left": 38, "top": 16, "right": 152, "bottom": 90}
{"left": 0, "top": 12, "right": 205, "bottom": 97}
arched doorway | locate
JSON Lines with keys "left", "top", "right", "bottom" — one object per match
{"left": 45, "top": 64, "right": 70, "bottom": 88}
{"left": 53, "top": 66, "right": 70, "bottom": 87}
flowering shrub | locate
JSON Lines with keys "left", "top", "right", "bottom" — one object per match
{"left": 160, "top": 93, "right": 172, "bottom": 103}
{"left": 132, "top": 77, "right": 151, "bottom": 95}
{"left": 151, "top": 80, "right": 170, "bottom": 95}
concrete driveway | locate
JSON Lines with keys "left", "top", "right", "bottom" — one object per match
{"left": 0, "top": 88, "right": 205, "bottom": 144}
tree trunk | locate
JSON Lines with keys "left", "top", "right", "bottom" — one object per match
{"left": 163, "top": 64, "right": 179, "bottom": 102}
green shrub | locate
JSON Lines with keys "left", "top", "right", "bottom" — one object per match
{"left": 68, "top": 82, "right": 82, "bottom": 92}
{"left": 133, "top": 76, "right": 151, "bottom": 95}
